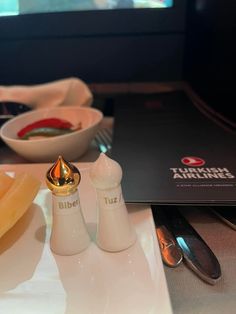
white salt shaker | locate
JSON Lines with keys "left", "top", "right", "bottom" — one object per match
{"left": 89, "top": 153, "right": 136, "bottom": 252}
{"left": 46, "top": 156, "right": 90, "bottom": 256}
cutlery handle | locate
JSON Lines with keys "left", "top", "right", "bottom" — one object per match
{"left": 165, "top": 207, "right": 222, "bottom": 285}
{"left": 156, "top": 225, "right": 183, "bottom": 267}
{"left": 152, "top": 205, "right": 183, "bottom": 268}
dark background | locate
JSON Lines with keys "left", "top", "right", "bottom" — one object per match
{"left": 0, "top": 0, "right": 235, "bottom": 120}
{"left": 184, "top": 0, "right": 235, "bottom": 121}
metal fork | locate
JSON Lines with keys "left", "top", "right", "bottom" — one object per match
{"left": 95, "top": 128, "right": 113, "bottom": 154}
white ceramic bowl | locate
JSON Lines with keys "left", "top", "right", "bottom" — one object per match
{"left": 0, "top": 106, "right": 103, "bottom": 162}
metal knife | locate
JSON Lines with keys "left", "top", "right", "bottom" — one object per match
{"left": 151, "top": 206, "right": 183, "bottom": 268}
{"left": 211, "top": 206, "right": 236, "bottom": 230}
{"left": 164, "top": 207, "right": 221, "bottom": 285}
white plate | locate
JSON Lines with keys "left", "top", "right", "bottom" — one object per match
{"left": 0, "top": 163, "right": 172, "bottom": 314}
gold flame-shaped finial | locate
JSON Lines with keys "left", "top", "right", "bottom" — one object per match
{"left": 46, "top": 156, "right": 81, "bottom": 196}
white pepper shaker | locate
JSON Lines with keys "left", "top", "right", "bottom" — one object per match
{"left": 89, "top": 153, "right": 136, "bottom": 252}
{"left": 46, "top": 156, "right": 90, "bottom": 255}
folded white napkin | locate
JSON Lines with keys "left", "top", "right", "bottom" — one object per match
{"left": 0, "top": 77, "right": 93, "bottom": 109}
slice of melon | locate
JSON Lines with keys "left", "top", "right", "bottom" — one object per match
{"left": 0, "top": 172, "right": 14, "bottom": 199}
{"left": 0, "top": 172, "right": 41, "bottom": 239}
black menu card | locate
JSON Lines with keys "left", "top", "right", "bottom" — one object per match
{"left": 111, "top": 91, "right": 236, "bottom": 205}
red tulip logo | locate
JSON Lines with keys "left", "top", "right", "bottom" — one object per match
{"left": 181, "top": 156, "right": 205, "bottom": 167}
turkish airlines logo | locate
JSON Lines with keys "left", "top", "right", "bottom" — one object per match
{"left": 181, "top": 156, "right": 205, "bottom": 167}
